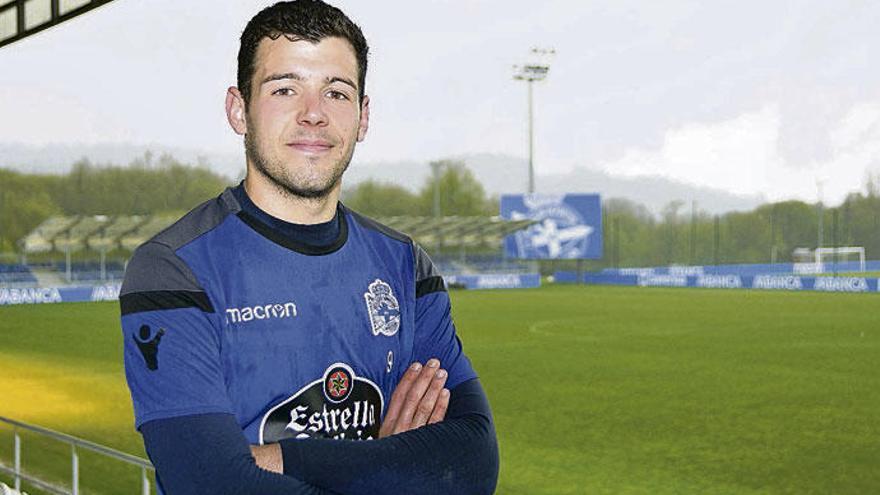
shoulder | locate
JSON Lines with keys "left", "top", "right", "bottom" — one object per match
{"left": 341, "top": 205, "right": 444, "bottom": 291}
{"left": 120, "top": 189, "right": 237, "bottom": 311}
{"left": 343, "top": 204, "right": 412, "bottom": 246}
{"left": 150, "top": 188, "right": 239, "bottom": 252}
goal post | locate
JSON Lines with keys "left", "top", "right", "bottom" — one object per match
{"left": 814, "top": 247, "right": 866, "bottom": 273}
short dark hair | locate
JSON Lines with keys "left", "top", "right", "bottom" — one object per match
{"left": 237, "top": 0, "right": 369, "bottom": 104}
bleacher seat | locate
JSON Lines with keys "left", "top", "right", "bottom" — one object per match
{"left": 0, "top": 264, "right": 38, "bottom": 284}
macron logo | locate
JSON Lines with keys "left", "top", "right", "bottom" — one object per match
{"left": 226, "top": 302, "right": 297, "bottom": 324}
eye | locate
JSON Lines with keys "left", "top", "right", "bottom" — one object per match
{"left": 272, "top": 87, "right": 296, "bottom": 96}
{"left": 326, "top": 90, "right": 350, "bottom": 101}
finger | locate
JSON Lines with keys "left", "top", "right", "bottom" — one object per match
{"left": 380, "top": 361, "right": 422, "bottom": 437}
{"left": 410, "top": 368, "right": 448, "bottom": 428}
{"left": 428, "top": 388, "right": 450, "bottom": 424}
{"left": 394, "top": 358, "right": 441, "bottom": 434}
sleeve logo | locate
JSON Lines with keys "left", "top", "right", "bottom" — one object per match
{"left": 133, "top": 324, "right": 165, "bottom": 371}
{"left": 364, "top": 279, "right": 400, "bottom": 337}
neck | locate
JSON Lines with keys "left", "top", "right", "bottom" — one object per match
{"left": 243, "top": 172, "right": 340, "bottom": 225}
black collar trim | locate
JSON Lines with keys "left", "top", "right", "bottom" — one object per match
{"left": 236, "top": 204, "right": 349, "bottom": 256}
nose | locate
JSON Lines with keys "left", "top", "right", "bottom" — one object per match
{"left": 297, "top": 93, "right": 328, "bottom": 127}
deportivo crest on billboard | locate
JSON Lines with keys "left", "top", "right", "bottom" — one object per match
{"left": 259, "top": 363, "right": 383, "bottom": 444}
{"left": 502, "top": 194, "right": 603, "bottom": 259}
{"left": 364, "top": 279, "right": 400, "bottom": 336}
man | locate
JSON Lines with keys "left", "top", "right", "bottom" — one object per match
{"left": 119, "top": 1, "right": 499, "bottom": 494}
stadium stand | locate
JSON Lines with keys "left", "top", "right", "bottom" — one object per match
{"left": 53, "top": 215, "right": 111, "bottom": 253}
{"left": 18, "top": 216, "right": 78, "bottom": 253}
{"left": 0, "top": 264, "right": 37, "bottom": 284}
{"left": 5, "top": 214, "right": 535, "bottom": 287}
{"left": 51, "top": 261, "right": 126, "bottom": 282}
{"left": 86, "top": 215, "right": 147, "bottom": 252}
{"left": 377, "top": 216, "right": 535, "bottom": 248}
{"left": 119, "top": 215, "right": 177, "bottom": 252}
{"left": 428, "top": 253, "right": 534, "bottom": 276}
{"left": 21, "top": 214, "right": 532, "bottom": 255}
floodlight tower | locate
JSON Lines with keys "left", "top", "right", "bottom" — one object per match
{"left": 513, "top": 47, "right": 555, "bottom": 194}
{"left": 816, "top": 178, "right": 825, "bottom": 250}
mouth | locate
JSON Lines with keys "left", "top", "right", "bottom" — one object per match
{"left": 286, "top": 139, "right": 335, "bottom": 154}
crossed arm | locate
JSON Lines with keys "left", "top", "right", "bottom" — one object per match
{"left": 141, "top": 361, "right": 498, "bottom": 494}
{"left": 251, "top": 358, "right": 452, "bottom": 471}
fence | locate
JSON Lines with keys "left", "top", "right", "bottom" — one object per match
{"left": 597, "top": 260, "right": 880, "bottom": 277}
{"left": 0, "top": 416, "right": 153, "bottom": 495}
{"left": 555, "top": 271, "right": 880, "bottom": 293}
{"left": 0, "top": 284, "right": 120, "bottom": 306}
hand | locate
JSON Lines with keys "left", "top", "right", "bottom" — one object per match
{"left": 379, "top": 358, "right": 450, "bottom": 438}
{"left": 250, "top": 443, "right": 283, "bottom": 473}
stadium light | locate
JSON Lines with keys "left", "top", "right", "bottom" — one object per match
{"left": 0, "top": 0, "right": 115, "bottom": 49}
{"left": 816, "top": 177, "right": 824, "bottom": 249}
{"left": 430, "top": 160, "right": 444, "bottom": 219}
{"left": 513, "top": 47, "right": 555, "bottom": 194}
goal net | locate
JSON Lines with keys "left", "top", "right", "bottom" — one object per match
{"left": 792, "top": 247, "right": 865, "bottom": 274}
{"left": 815, "top": 247, "right": 866, "bottom": 273}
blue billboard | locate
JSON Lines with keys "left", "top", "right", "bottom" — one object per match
{"left": 0, "top": 283, "right": 121, "bottom": 306}
{"left": 501, "top": 194, "right": 603, "bottom": 259}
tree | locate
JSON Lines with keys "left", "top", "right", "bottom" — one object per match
{"left": 0, "top": 170, "right": 61, "bottom": 252}
{"left": 48, "top": 152, "right": 230, "bottom": 215}
{"left": 342, "top": 180, "right": 421, "bottom": 217}
{"left": 418, "top": 160, "right": 494, "bottom": 217}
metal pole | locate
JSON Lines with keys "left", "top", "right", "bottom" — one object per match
{"left": 431, "top": 162, "right": 441, "bottom": 219}
{"left": 689, "top": 201, "right": 697, "bottom": 265}
{"left": 72, "top": 444, "right": 79, "bottom": 495}
{"left": 817, "top": 180, "right": 824, "bottom": 250}
{"left": 713, "top": 215, "right": 720, "bottom": 266}
{"left": 431, "top": 162, "right": 442, "bottom": 256}
{"left": 614, "top": 218, "right": 621, "bottom": 269}
{"left": 100, "top": 249, "right": 106, "bottom": 281}
{"left": 0, "top": 189, "right": 5, "bottom": 253}
{"left": 528, "top": 80, "right": 535, "bottom": 194}
{"left": 770, "top": 205, "right": 776, "bottom": 263}
{"left": 14, "top": 429, "right": 21, "bottom": 491}
{"left": 66, "top": 248, "right": 72, "bottom": 282}
{"left": 16, "top": 0, "right": 25, "bottom": 36}
{"left": 832, "top": 209, "right": 839, "bottom": 276}
{"left": 142, "top": 466, "right": 150, "bottom": 495}
{"left": 513, "top": 48, "right": 553, "bottom": 193}
{"left": 1, "top": 415, "right": 155, "bottom": 493}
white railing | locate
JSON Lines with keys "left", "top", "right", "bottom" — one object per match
{"left": 0, "top": 416, "right": 153, "bottom": 495}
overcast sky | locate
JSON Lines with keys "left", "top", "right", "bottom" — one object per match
{"left": 1, "top": 0, "right": 878, "bottom": 205}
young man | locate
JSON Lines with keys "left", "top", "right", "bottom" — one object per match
{"left": 119, "top": 1, "right": 499, "bottom": 494}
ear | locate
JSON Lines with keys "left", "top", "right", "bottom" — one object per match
{"left": 357, "top": 95, "right": 370, "bottom": 142}
{"left": 226, "top": 87, "right": 248, "bottom": 136}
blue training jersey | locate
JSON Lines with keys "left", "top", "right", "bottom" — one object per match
{"left": 120, "top": 188, "right": 476, "bottom": 445}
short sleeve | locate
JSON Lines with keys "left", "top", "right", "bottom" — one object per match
{"left": 120, "top": 241, "right": 233, "bottom": 429}
{"left": 411, "top": 244, "right": 477, "bottom": 389}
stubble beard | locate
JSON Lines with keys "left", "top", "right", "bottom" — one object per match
{"left": 244, "top": 127, "right": 355, "bottom": 201}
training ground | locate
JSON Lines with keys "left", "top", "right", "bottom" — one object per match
{"left": 0, "top": 284, "right": 878, "bottom": 494}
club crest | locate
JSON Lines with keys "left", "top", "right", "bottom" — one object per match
{"left": 364, "top": 279, "right": 400, "bottom": 337}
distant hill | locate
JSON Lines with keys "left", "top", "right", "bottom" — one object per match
{"left": 349, "top": 153, "right": 764, "bottom": 215}
{"left": 0, "top": 143, "right": 245, "bottom": 181}
{"left": 1, "top": 143, "right": 761, "bottom": 215}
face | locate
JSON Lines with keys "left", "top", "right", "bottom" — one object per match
{"left": 227, "top": 36, "right": 369, "bottom": 199}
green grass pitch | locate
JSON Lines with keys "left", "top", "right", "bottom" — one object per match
{"left": 0, "top": 284, "right": 878, "bottom": 494}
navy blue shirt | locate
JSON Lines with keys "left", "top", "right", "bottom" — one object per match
{"left": 121, "top": 187, "right": 496, "bottom": 494}
{"left": 231, "top": 183, "right": 341, "bottom": 248}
